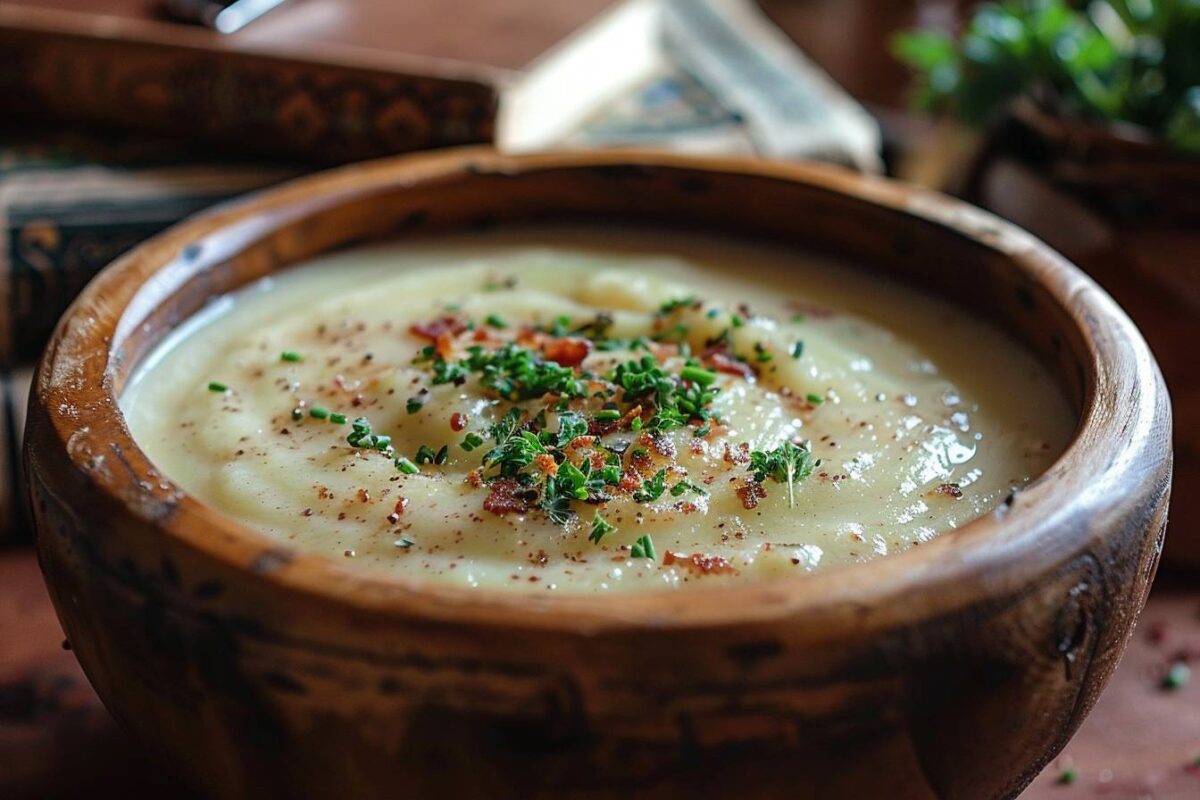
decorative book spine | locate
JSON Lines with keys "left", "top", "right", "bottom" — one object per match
{"left": 0, "top": 17, "right": 499, "bottom": 165}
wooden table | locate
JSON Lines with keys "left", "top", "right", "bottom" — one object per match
{"left": 2, "top": 548, "right": 1197, "bottom": 798}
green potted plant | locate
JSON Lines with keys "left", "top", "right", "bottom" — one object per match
{"left": 895, "top": 0, "right": 1200, "bottom": 568}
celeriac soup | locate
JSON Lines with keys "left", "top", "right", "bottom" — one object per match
{"left": 121, "top": 227, "right": 1075, "bottom": 592}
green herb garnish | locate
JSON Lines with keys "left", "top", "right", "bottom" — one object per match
{"left": 630, "top": 534, "right": 656, "bottom": 560}
{"left": 207, "top": 381, "right": 228, "bottom": 393}
{"left": 406, "top": 396, "right": 425, "bottom": 414}
{"left": 790, "top": 341, "right": 805, "bottom": 359}
{"left": 1164, "top": 661, "right": 1191, "bottom": 690}
{"left": 670, "top": 479, "right": 707, "bottom": 497}
{"left": 485, "top": 313, "right": 508, "bottom": 329}
{"left": 589, "top": 513, "right": 616, "bottom": 544}
{"left": 461, "top": 432, "right": 485, "bottom": 452}
{"left": 748, "top": 440, "right": 816, "bottom": 509}
{"left": 395, "top": 457, "right": 419, "bottom": 475}
{"left": 659, "top": 296, "right": 697, "bottom": 314}
{"left": 308, "top": 406, "right": 329, "bottom": 419}
{"left": 633, "top": 468, "right": 668, "bottom": 503}
{"left": 280, "top": 351, "right": 301, "bottom": 362}
{"left": 329, "top": 412, "right": 347, "bottom": 425}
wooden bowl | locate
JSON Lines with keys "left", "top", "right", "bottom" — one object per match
{"left": 25, "top": 148, "right": 1171, "bottom": 800}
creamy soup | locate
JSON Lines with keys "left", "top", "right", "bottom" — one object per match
{"left": 122, "top": 227, "right": 1074, "bottom": 592}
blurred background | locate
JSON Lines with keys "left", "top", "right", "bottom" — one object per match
{"left": 0, "top": 1, "right": 1196, "bottom": 796}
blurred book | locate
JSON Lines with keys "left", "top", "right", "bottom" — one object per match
{"left": 501, "top": 0, "right": 882, "bottom": 172}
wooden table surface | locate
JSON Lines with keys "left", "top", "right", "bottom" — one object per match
{"left": 2, "top": 548, "right": 1197, "bottom": 799}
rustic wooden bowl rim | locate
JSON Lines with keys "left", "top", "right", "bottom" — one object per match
{"left": 36, "top": 147, "right": 1164, "bottom": 633}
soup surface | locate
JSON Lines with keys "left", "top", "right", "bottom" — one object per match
{"left": 122, "top": 227, "right": 1074, "bottom": 592}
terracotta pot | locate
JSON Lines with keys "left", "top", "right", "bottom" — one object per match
{"left": 25, "top": 148, "right": 1171, "bottom": 799}
{"left": 965, "top": 99, "right": 1200, "bottom": 570}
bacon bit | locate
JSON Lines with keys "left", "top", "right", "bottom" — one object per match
{"left": 540, "top": 336, "right": 592, "bottom": 367}
{"left": 533, "top": 453, "right": 559, "bottom": 476}
{"left": 357, "top": 488, "right": 371, "bottom": 503}
{"left": 706, "top": 351, "right": 756, "bottom": 380}
{"left": 317, "top": 486, "right": 333, "bottom": 500}
{"left": 664, "top": 551, "right": 737, "bottom": 575}
{"left": 617, "top": 468, "right": 643, "bottom": 494}
{"left": 567, "top": 435, "right": 598, "bottom": 450}
{"left": 736, "top": 480, "right": 767, "bottom": 509}
{"left": 676, "top": 501, "right": 700, "bottom": 515}
{"left": 465, "top": 468, "right": 484, "bottom": 488}
{"left": 409, "top": 316, "right": 467, "bottom": 341}
{"left": 934, "top": 483, "right": 963, "bottom": 499}
{"left": 434, "top": 332, "right": 458, "bottom": 361}
{"left": 450, "top": 412, "right": 467, "bottom": 432}
{"left": 483, "top": 479, "right": 533, "bottom": 515}
{"left": 393, "top": 497, "right": 409, "bottom": 516}
{"left": 619, "top": 404, "right": 644, "bottom": 429}
{"left": 630, "top": 448, "right": 653, "bottom": 469}
{"left": 644, "top": 433, "right": 676, "bottom": 459}
{"left": 723, "top": 442, "right": 751, "bottom": 465}
{"left": 530, "top": 550, "right": 549, "bottom": 567}
{"left": 689, "top": 439, "right": 706, "bottom": 455}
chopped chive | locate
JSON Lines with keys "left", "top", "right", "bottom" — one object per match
{"left": 1164, "top": 661, "right": 1190, "bottom": 690}
{"left": 659, "top": 296, "right": 696, "bottom": 314}
{"left": 461, "top": 432, "right": 485, "bottom": 451}
{"left": 207, "top": 381, "right": 228, "bottom": 393}
{"left": 308, "top": 406, "right": 329, "bottom": 420}
{"left": 589, "top": 513, "right": 616, "bottom": 544}
{"left": 730, "top": 314, "right": 744, "bottom": 328}
{"left": 754, "top": 343, "right": 773, "bottom": 363}
{"left": 680, "top": 365, "right": 718, "bottom": 387}
{"left": 806, "top": 393, "right": 824, "bottom": 405}
{"left": 1057, "top": 768, "right": 1078, "bottom": 785}
{"left": 329, "top": 412, "right": 347, "bottom": 425}
{"left": 406, "top": 396, "right": 425, "bottom": 414}
{"left": 630, "top": 417, "right": 643, "bottom": 431}
{"left": 394, "top": 537, "right": 416, "bottom": 548}
{"left": 630, "top": 534, "right": 656, "bottom": 560}
{"left": 374, "top": 435, "right": 392, "bottom": 451}
{"left": 790, "top": 341, "right": 805, "bottom": 359}
{"left": 485, "top": 313, "right": 508, "bottom": 329}
{"left": 434, "top": 445, "right": 449, "bottom": 465}
{"left": 395, "top": 457, "right": 419, "bottom": 475}
{"left": 415, "top": 445, "right": 437, "bottom": 465}
{"left": 280, "top": 351, "right": 301, "bottom": 362}
{"left": 594, "top": 409, "right": 622, "bottom": 421}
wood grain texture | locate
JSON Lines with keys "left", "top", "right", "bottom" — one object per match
{"left": 25, "top": 149, "right": 1172, "bottom": 799}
